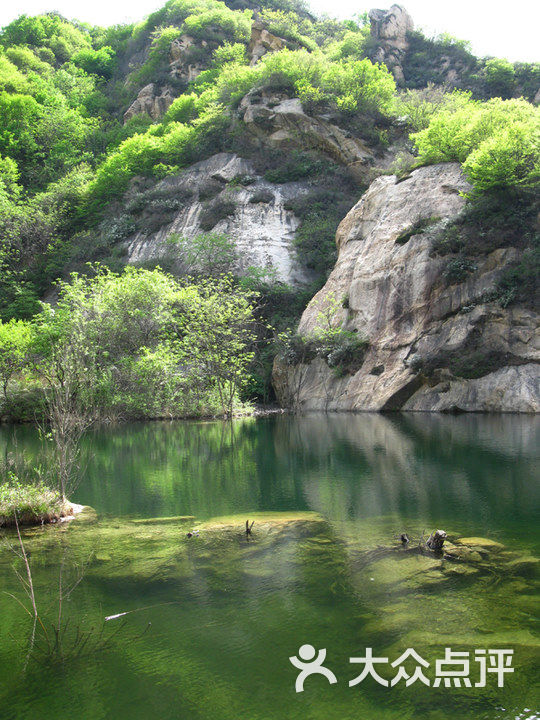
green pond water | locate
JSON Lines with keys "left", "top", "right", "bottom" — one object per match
{"left": 0, "top": 413, "right": 538, "bottom": 720}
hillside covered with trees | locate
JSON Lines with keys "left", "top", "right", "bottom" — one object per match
{"left": 0, "top": 0, "right": 538, "bottom": 418}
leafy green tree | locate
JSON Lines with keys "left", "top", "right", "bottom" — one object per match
{"left": 0, "top": 319, "right": 33, "bottom": 399}
{"left": 176, "top": 276, "right": 257, "bottom": 416}
{"left": 463, "top": 122, "right": 539, "bottom": 193}
{"left": 412, "top": 97, "right": 539, "bottom": 193}
{"left": 484, "top": 58, "right": 516, "bottom": 99}
{"left": 72, "top": 46, "right": 115, "bottom": 77}
{"left": 29, "top": 267, "right": 258, "bottom": 420}
{"left": 168, "top": 232, "right": 237, "bottom": 276}
{"left": 0, "top": 14, "right": 91, "bottom": 63}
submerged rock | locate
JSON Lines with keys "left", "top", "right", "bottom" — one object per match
{"left": 454, "top": 537, "right": 505, "bottom": 551}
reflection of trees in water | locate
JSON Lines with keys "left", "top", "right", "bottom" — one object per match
{"left": 0, "top": 414, "right": 537, "bottom": 538}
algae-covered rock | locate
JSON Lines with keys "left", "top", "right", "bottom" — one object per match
{"left": 454, "top": 537, "right": 506, "bottom": 551}
{"left": 64, "top": 511, "right": 333, "bottom": 592}
{"left": 444, "top": 542, "right": 484, "bottom": 563}
{"left": 506, "top": 556, "right": 540, "bottom": 578}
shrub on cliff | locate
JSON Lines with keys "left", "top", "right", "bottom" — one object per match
{"left": 412, "top": 97, "right": 539, "bottom": 194}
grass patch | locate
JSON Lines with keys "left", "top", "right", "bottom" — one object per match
{"left": 0, "top": 478, "right": 72, "bottom": 527}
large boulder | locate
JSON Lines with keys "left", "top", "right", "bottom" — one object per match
{"left": 239, "top": 88, "right": 375, "bottom": 181}
{"left": 273, "top": 162, "right": 540, "bottom": 412}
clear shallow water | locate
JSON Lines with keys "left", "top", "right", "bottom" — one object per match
{"left": 0, "top": 414, "right": 538, "bottom": 720}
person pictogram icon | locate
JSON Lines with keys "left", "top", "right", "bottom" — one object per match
{"left": 289, "top": 644, "right": 338, "bottom": 692}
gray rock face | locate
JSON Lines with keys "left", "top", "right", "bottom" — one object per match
{"left": 125, "top": 153, "right": 312, "bottom": 285}
{"left": 369, "top": 4, "right": 413, "bottom": 85}
{"left": 123, "top": 83, "right": 175, "bottom": 123}
{"left": 169, "top": 35, "right": 208, "bottom": 83}
{"left": 248, "top": 20, "right": 287, "bottom": 65}
{"left": 239, "top": 89, "right": 375, "bottom": 181}
{"left": 369, "top": 4, "right": 413, "bottom": 47}
{"left": 273, "top": 162, "right": 540, "bottom": 413}
{"left": 123, "top": 35, "right": 208, "bottom": 123}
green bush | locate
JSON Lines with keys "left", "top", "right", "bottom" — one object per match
{"left": 395, "top": 216, "right": 440, "bottom": 245}
{"left": 277, "top": 327, "right": 368, "bottom": 376}
{"left": 130, "top": 26, "right": 182, "bottom": 86}
{"left": 494, "top": 242, "right": 539, "bottom": 309}
{"left": 72, "top": 45, "right": 115, "bottom": 78}
{"left": 199, "top": 197, "right": 236, "bottom": 231}
{"left": 483, "top": 58, "right": 516, "bottom": 99}
{"left": 431, "top": 193, "right": 537, "bottom": 257}
{"left": 0, "top": 13, "right": 91, "bottom": 63}
{"left": 264, "top": 150, "right": 326, "bottom": 183}
{"left": 249, "top": 190, "right": 274, "bottom": 204}
{"left": 448, "top": 350, "right": 508, "bottom": 380}
{"left": 412, "top": 97, "right": 539, "bottom": 194}
{"left": 401, "top": 30, "right": 477, "bottom": 90}
{"left": 183, "top": 7, "right": 252, "bottom": 43}
{"left": 443, "top": 257, "right": 477, "bottom": 284}
{"left": 285, "top": 184, "right": 357, "bottom": 278}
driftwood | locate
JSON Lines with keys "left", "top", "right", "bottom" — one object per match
{"left": 426, "top": 529, "right": 447, "bottom": 551}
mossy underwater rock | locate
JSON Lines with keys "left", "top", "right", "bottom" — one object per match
{"left": 58, "top": 511, "right": 334, "bottom": 592}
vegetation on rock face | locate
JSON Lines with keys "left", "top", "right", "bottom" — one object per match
{"left": 412, "top": 97, "right": 539, "bottom": 194}
{"left": 277, "top": 292, "right": 369, "bottom": 377}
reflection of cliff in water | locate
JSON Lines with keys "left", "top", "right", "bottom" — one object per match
{"left": 0, "top": 415, "right": 538, "bottom": 547}
{"left": 272, "top": 414, "right": 540, "bottom": 542}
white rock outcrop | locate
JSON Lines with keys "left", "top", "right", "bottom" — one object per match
{"left": 369, "top": 4, "right": 413, "bottom": 85}
{"left": 125, "top": 153, "right": 311, "bottom": 285}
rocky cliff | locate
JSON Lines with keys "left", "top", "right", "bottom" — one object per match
{"left": 273, "top": 163, "right": 539, "bottom": 413}
{"left": 368, "top": 4, "right": 413, "bottom": 86}
{"left": 123, "top": 153, "right": 312, "bottom": 285}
